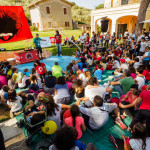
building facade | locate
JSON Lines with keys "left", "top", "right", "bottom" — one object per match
{"left": 28, "top": 0, "right": 73, "bottom": 31}
{"left": 91, "top": 0, "right": 150, "bottom": 35}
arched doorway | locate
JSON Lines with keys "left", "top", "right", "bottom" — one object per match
{"left": 95, "top": 18, "right": 112, "bottom": 34}
{"left": 116, "top": 15, "right": 137, "bottom": 36}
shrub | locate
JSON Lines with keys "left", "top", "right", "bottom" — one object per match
{"left": 30, "top": 26, "right": 38, "bottom": 31}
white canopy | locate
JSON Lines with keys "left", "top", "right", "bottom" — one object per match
{"left": 141, "top": 19, "right": 150, "bottom": 23}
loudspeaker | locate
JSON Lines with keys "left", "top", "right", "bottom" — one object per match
{"left": 0, "top": 48, "right": 6, "bottom": 51}
{"left": 101, "top": 19, "right": 109, "bottom": 32}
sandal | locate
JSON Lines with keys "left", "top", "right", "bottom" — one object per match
{"left": 115, "top": 118, "right": 127, "bottom": 130}
{"left": 109, "top": 134, "right": 119, "bottom": 149}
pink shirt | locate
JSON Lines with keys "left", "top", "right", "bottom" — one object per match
{"left": 131, "top": 73, "right": 136, "bottom": 79}
{"left": 0, "top": 75, "right": 8, "bottom": 89}
{"left": 65, "top": 116, "right": 84, "bottom": 139}
{"left": 139, "top": 90, "right": 150, "bottom": 110}
{"left": 126, "top": 91, "right": 138, "bottom": 104}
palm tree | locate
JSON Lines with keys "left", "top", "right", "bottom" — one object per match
{"left": 135, "top": 0, "right": 150, "bottom": 35}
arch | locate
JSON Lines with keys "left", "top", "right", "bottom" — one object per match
{"left": 116, "top": 15, "right": 137, "bottom": 35}
{"left": 95, "top": 18, "right": 112, "bottom": 34}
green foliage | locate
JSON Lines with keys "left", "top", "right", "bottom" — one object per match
{"left": 72, "top": 4, "right": 91, "bottom": 25}
{"left": 30, "top": 26, "right": 38, "bottom": 31}
{"left": 95, "top": 4, "right": 104, "bottom": 9}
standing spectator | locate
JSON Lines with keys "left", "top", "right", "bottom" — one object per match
{"left": 137, "top": 31, "right": 144, "bottom": 42}
{"left": 80, "top": 32, "right": 86, "bottom": 51}
{"left": 105, "top": 32, "right": 110, "bottom": 47}
{"left": 139, "top": 37, "right": 148, "bottom": 55}
{"left": 55, "top": 30, "right": 62, "bottom": 56}
{"left": 33, "top": 34, "right": 45, "bottom": 59}
{"left": 111, "top": 32, "right": 116, "bottom": 47}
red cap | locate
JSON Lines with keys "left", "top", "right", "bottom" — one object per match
{"left": 120, "top": 59, "right": 125, "bottom": 63}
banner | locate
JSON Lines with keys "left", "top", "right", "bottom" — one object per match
{"left": 50, "top": 37, "right": 62, "bottom": 43}
{"left": 0, "top": 6, "right": 33, "bottom": 44}
{"left": 40, "top": 37, "right": 51, "bottom": 48}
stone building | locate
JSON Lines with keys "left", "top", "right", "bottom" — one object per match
{"left": 91, "top": 0, "right": 150, "bottom": 35}
{"left": 28, "top": 0, "right": 73, "bottom": 31}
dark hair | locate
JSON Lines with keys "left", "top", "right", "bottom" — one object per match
{"left": 88, "top": 77, "right": 97, "bottom": 85}
{"left": 12, "top": 67, "right": 17, "bottom": 73}
{"left": 57, "top": 76, "right": 66, "bottom": 85}
{"left": 129, "top": 66, "right": 136, "bottom": 74}
{"left": 135, "top": 57, "right": 139, "bottom": 62}
{"left": 131, "top": 122, "right": 147, "bottom": 150}
{"left": 55, "top": 62, "right": 59, "bottom": 65}
{"left": 93, "top": 95, "right": 103, "bottom": 107}
{"left": 7, "top": 65, "right": 11, "bottom": 70}
{"left": 137, "top": 67, "right": 143, "bottom": 74}
{"left": 81, "top": 58, "right": 85, "bottom": 64}
{"left": 124, "top": 70, "right": 131, "bottom": 77}
{"left": 30, "top": 113, "right": 45, "bottom": 125}
{"left": 8, "top": 89, "right": 17, "bottom": 102}
{"left": 47, "top": 71, "right": 53, "bottom": 81}
{"left": 98, "top": 64, "right": 102, "bottom": 69}
{"left": 70, "top": 104, "right": 80, "bottom": 127}
{"left": 31, "top": 68, "right": 36, "bottom": 74}
{"left": 56, "top": 30, "right": 59, "bottom": 34}
{"left": 24, "top": 68, "right": 28, "bottom": 72}
{"left": 34, "top": 60, "right": 41, "bottom": 66}
{"left": 30, "top": 75, "right": 38, "bottom": 91}
{"left": 45, "top": 95, "right": 59, "bottom": 116}
{"left": 2, "top": 85, "right": 9, "bottom": 92}
{"left": 130, "top": 84, "right": 138, "bottom": 90}
{"left": 69, "top": 70, "right": 75, "bottom": 76}
{"left": 54, "top": 126, "right": 76, "bottom": 150}
{"left": 82, "top": 63, "right": 87, "bottom": 69}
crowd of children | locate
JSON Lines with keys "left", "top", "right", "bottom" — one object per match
{"left": 0, "top": 29, "right": 150, "bottom": 150}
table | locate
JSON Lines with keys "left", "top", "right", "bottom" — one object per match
{"left": 14, "top": 49, "right": 39, "bottom": 64}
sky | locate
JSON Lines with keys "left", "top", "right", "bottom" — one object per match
{"left": 67, "top": 0, "right": 104, "bottom": 10}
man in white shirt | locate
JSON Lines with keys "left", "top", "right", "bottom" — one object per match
{"left": 140, "top": 37, "right": 148, "bottom": 54}
{"left": 137, "top": 31, "right": 144, "bottom": 42}
{"left": 80, "top": 32, "right": 86, "bottom": 51}
{"left": 135, "top": 68, "right": 145, "bottom": 90}
{"left": 114, "top": 59, "right": 128, "bottom": 76}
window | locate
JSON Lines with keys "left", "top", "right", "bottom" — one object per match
{"left": 48, "top": 22, "right": 51, "bottom": 28}
{"left": 65, "top": 22, "right": 69, "bottom": 27}
{"left": 46, "top": 7, "right": 50, "bottom": 14}
{"left": 33, "top": 23, "right": 36, "bottom": 27}
{"left": 64, "top": 8, "right": 67, "bottom": 14}
{"left": 37, "top": 23, "right": 39, "bottom": 28}
{"left": 121, "top": 0, "right": 129, "bottom": 5}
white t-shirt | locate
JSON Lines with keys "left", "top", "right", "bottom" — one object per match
{"left": 125, "top": 58, "right": 130, "bottom": 63}
{"left": 85, "top": 85, "right": 106, "bottom": 101}
{"left": 80, "top": 35, "right": 85, "bottom": 44}
{"left": 79, "top": 73, "right": 87, "bottom": 86}
{"left": 133, "top": 62, "right": 140, "bottom": 69}
{"left": 47, "top": 104, "right": 62, "bottom": 128}
{"left": 18, "top": 77, "right": 30, "bottom": 88}
{"left": 114, "top": 60, "right": 120, "bottom": 69}
{"left": 120, "top": 63, "right": 128, "bottom": 72}
{"left": 140, "top": 42, "right": 148, "bottom": 52}
{"left": 137, "top": 34, "right": 144, "bottom": 42}
{"left": 135, "top": 76, "right": 145, "bottom": 90}
{"left": 7, "top": 96, "right": 22, "bottom": 112}
{"left": 129, "top": 137, "right": 150, "bottom": 150}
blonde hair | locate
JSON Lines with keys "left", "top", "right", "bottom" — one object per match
{"left": 85, "top": 71, "right": 91, "bottom": 80}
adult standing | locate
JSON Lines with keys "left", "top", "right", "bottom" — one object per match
{"left": 137, "top": 31, "right": 144, "bottom": 42}
{"left": 0, "top": 129, "right": 5, "bottom": 150}
{"left": 129, "top": 85, "right": 150, "bottom": 136}
{"left": 55, "top": 30, "right": 62, "bottom": 56}
{"left": 105, "top": 32, "right": 110, "bottom": 47}
{"left": 33, "top": 34, "right": 45, "bottom": 59}
{"left": 80, "top": 32, "right": 86, "bottom": 51}
{"left": 111, "top": 32, "right": 116, "bottom": 47}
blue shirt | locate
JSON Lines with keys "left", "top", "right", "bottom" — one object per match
{"left": 75, "top": 140, "right": 86, "bottom": 150}
{"left": 33, "top": 37, "right": 41, "bottom": 48}
{"left": 144, "top": 51, "right": 150, "bottom": 61}
{"left": 78, "top": 62, "right": 87, "bottom": 70}
{"left": 45, "top": 76, "right": 56, "bottom": 88}
{"left": 94, "top": 70, "right": 103, "bottom": 80}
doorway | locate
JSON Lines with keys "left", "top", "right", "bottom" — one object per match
{"left": 118, "top": 24, "right": 127, "bottom": 36}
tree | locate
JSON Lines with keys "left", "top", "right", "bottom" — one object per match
{"left": 95, "top": 4, "right": 104, "bottom": 9}
{"left": 135, "top": 0, "right": 150, "bottom": 35}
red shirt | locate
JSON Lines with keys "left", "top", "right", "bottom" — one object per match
{"left": 139, "top": 90, "right": 150, "bottom": 110}
{"left": 35, "top": 63, "right": 46, "bottom": 74}
{"left": 55, "top": 34, "right": 61, "bottom": 44}
{"left": 114, "top": 50, "right": 121, "bottom": 57}
{"left": 142, "top": 69, "right": 150, "bottom": 80}
{"left": 96, "top": 57, "right": 101, "bottom": 61}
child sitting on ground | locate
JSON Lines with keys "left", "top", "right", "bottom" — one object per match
{"left": 29, "top": 75, "right": 39, "bottom": 94}
{"left": 7, "top": 89, "right": 22, "bottom": 118}
{"left": 94, "top": 65, "right": 103, "bottom": 82}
